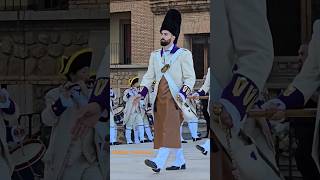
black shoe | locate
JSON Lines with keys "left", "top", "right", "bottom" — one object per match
{"left": 140, "top": 140, "right": 145, "bottom": 143}
{"left": 197, "top": 132, "right": 202, "bottom": 137}
{"left": 110, "top": 142, "right": 120, "bottom": 145}
{"left": 196, "top": 145, "right": 207, "bottom": 155}
{"left": 145, "top": 159, "right": 158, "bottom": 169}
{"left": 128, "top": 142, "right": 133, "bottom": 144}
{"left": 145, "top": 139, "right": 153, "bottom": 143}
{"left": 193, "top": 137, "right": 202, "bottom": 142}
{"left": 166, "top": 164, "right": 186, "bottom": 170}
{"left": 152, "top": 168, "right": 160, "bottom": 173}
{"left": 181, "top": 140, "right": 188, "bottom": 143}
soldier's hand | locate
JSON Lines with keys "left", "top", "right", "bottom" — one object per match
{"left": 212, "top": 103, "right": 233, "bottom": 128}
{"left": 176, "top": 92, "right": 186, "bottom": 103}
{"left": 71, "top": 102, "right": 101, "bottom": 139}
{"left": 261, "top": 99, "right": 286, "bottom": 121}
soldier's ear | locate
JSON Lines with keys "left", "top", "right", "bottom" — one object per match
{"left": 172, "top": 35, "right": 176, "bottom": 41}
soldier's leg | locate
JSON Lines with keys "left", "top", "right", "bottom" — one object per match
{"left": 151, "top": 147, "right": 170, "bottom": 170}
{"left": 144, "top": 116, "right": 154, "bottom": 141}
{"left": 61, "top": 158, "right": 86, "bottom": 180}
{"left": 0, "top": 156, "right": 11, "bottom": 180}
{"left": 135, "top": 113, "right": 145, "bottom": 142}
{"left": 82, "top": 163, "right": 103, "bottom": 180}
{"left": 110, "top": 112, "right": 117, "bottom": 144}
{"left": 187, "top": 117, "right": 200, "bottom": 139}
{"left": 125, "top": 119, "right": 134, "bottom": 144}
{"left": 170, "top": 148, "right": 186, "bottom": 168}
{"left": 211, "top": 133, "right": 234, "bottom": 180}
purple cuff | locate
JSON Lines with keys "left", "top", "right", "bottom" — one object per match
{"left": 179, "top": 85, "right": 191, "bottom": 99}
{"left": 1, "top": 99, "right": 15, "bottom": 115}
{"left": 198, "top": 89, "right": 206, "bottom": 96}
{"left": 221, "top": 74, "right": 259, "bottom": 121}
{"left": 51, "top": 98, "right": 67, "bottom": 116}
{"left": 89, "top": 77, "right": 108, "bottom": 111}
{"left": 278, "top": 86, "right": 304, "bottom": 109}
{"left": 139, "top": 86, "right": 148, "bottom": 98}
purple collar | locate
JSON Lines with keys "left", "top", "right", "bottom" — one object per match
{"left": 161, "top": 44, "right": 180, "bottom": 57}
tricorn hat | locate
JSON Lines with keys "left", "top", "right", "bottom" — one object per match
{"left": 59, "top": 48, "right": 92, "bottom": 76}
{"left": 160, "top": 9, "right": 182, "bottom": 44}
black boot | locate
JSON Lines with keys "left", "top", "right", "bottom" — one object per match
{"left": 192, "top": 137, "right": 202, "bottom": 142}
{"left": 166, "top": 164, "right": 186, "bottom": 170}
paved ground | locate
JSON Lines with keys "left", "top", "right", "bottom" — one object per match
{"left": 110, "top": 139, "right": 210, "bottom": 180}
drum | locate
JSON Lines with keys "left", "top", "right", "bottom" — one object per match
{"left": 10, "top": 139, "right": 46, "bottom": 180}
{"left": 113, "top": 106, "right": 124, "bottom": 125}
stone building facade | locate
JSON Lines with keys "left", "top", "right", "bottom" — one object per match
{"left": 0, "top": 0, "right": 108, "bottom": 133}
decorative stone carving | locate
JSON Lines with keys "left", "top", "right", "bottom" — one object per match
{"left": 0, "top": 37, "right": 13, "bottom": 55}
{"left": 61, "top": 32, "right": 73, "bottom": 46}
{"left": 25, "top": 32, "right": 36, "bottom": 45}
{"left": 14, "top": 45, "right": 29, "bottom": 59}
{"left": 72, "top": 32, "right": 89, "bottom": 45}
{"left": 38, "top": 33, "right": 50, "bottom": 45}
{"left": 12, "top": 34, "right": 25, "bottom": 44}
{"left": 30, "top": 45, "right": 47, "bottom": 59}
{"left": 38, "top": 56, "right": 58, "bottom": 76}
{"left": 7, "top": 57, "right": 24, "bottom": 76}
{"left": 50, "top": 32, "right": 60, "bottom": 44}
{"left": 48, "top": 44, "right": 64, "bottom": 57}
{"left": 25, "top": 58, "right": 38, "bottom": 76}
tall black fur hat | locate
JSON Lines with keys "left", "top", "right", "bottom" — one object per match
{"left": 160, "top": 9, "right": 181, "bottom": 44}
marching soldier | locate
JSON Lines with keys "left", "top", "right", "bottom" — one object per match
{"left": 142, "top": 84, "right": 156, "bottom": 142}
{"left": 42, "top": 48, "right": 105, "bottom": 180}
{"left": 123, "top": 77, "right": 145, "bottom": 144}
{"left": 110, "top": 88, "right": 119, "bottom": 145}
{"left": 0, "top": 88, "right": 19, "bottom": 180}
{"left": 263, "top": 20, "right": 320, "bottom": 177}
{"left": 194, "top": 67, "right": 210, "bottom": 155}
{"left": 138, "top": 9, "right": 196, "bottom": 172}
{"left": 211, "top": 0, "right": 282, "bottom": 179}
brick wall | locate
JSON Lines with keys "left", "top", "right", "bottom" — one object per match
{"left": 111, "top": 0, "right": 154, "bottom": 64}
{"left": 153, "top": 11, "right": 210, "bottom": 49}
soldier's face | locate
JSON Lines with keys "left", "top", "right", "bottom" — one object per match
{"left": 160, "top": 30, "right": 175, "bottom": 46}
{"left": 75, "top": 67, "right": 90, "bottom": 82}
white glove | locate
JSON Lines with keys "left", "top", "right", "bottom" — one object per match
{"left": 192, "top": 92, "right": 200, "bottom": 102}
{"left": 177, "top": 92, "right": 186, "bottom": 103}
{"left": 140, "top": 99, "right": 146, "bottom": 109}
{"left": 261, "top": 98, "right": 286, "bottom": 110}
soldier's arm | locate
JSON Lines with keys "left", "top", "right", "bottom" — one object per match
{"left": 179, "top": 50, "right": 196, "bottom": 98}
{"left": 278, "top": 20, "right": 320, "bottom": 109}
{"left": 1, "top": 99, "right": 19, "bottom": 123}
{"left": 139, "top": 53, "right": 156, "bottom": 98}
{"left": 198, "top": 68, "right": 210, "bottom": 96}
{"left": 41, "top": 89, "right": 72, "bottom": 126}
